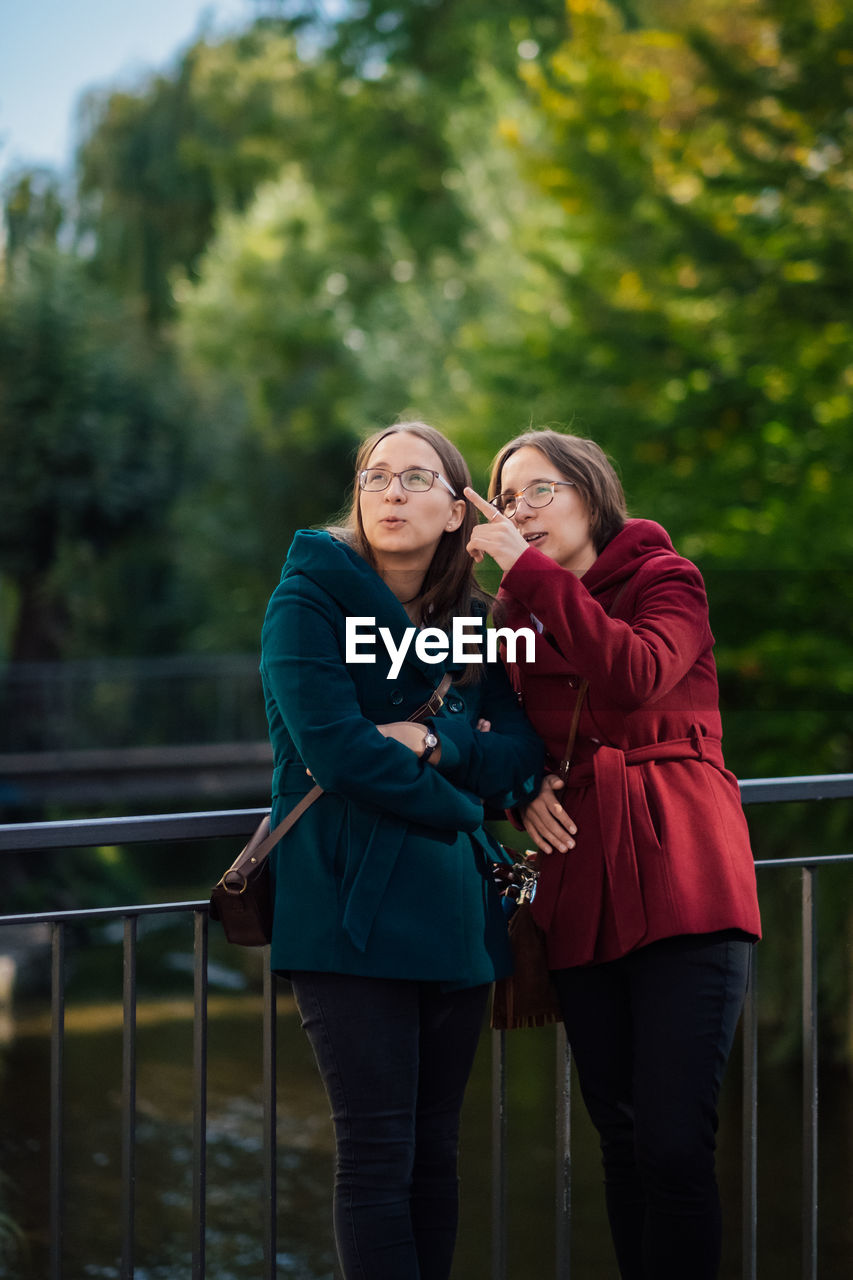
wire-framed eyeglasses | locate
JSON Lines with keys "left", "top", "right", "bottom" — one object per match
{"left": 490, "top": 479, "right": 575, "bottom": 518}
{"left": 358, "top": 467, "right": 458, "bottom": 498}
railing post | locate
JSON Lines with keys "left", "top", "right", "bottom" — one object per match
{"left": 49, "top": 922, "right": 65, "bottom": 1280}
{"left": 192, "top": 909, "right": 209, "bottom": 1279}
{"left": 121, "top": 915, "right": 138, "bottom": 1280}
{"left": 492, "top": 1029, "right": 508, "bottom": 1280}
{"left": 741, "top": 946, "right": 758, "bottom": 1280}
{"left": 262, "top": 957, "right": 277, "bottom": 1279}
{"left": 802, "top": 867, "right": 818, "bottom": 1280}
{"left": 555, "top": 1023, "right": 572, "bottom": 1279}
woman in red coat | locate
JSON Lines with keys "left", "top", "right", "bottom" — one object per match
{"left": 465, "top": 429, "right": 760, "bottom": 1280}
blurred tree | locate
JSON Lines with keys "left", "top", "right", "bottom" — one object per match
{"left": 73, "top": 6, "right": 571, "bottom": 329}
{"left": 174, "top": 169, "right": 362, "bottom": 648}
{"left": 0, "top": 247, "right": 192, "bottom": 671}
{"left": 310, "top": 0, "right": 566, "bottom": 83}
{"left": 2, "top": 167, "right": 66, "bottom": 258}
{"left": 493, "top": 0, "right": 853, "bottom": 774}
{"left": 74, "top": 22, "right": 320, "bottom": 326}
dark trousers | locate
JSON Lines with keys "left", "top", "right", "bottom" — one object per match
{"left": 551, "top": 932, "right": 752, "bottom": 1280}
{"left": 289, "top": 971, "right": 489, "bottom": 1280}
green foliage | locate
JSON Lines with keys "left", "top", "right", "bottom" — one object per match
{"left": 490, "top": 0, "right": 853, "bottom": 775}
{"left": 0, "top": 247, "right": 192, "bottom": 658}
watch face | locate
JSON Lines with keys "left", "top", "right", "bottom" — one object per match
{"left": 424, "top": 731, "right": 438, "bottom": 748}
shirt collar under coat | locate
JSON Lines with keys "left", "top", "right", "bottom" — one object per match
{"left": 280, "top": 528, "right": 472, "bottom": 683}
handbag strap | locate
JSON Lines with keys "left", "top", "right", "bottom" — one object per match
{"left": 223, "top": 671, "right": 455, "bottom": 887}
{"left": 556, "top": 578, "right": 633, "bottom": 781}
{"left": 406, "top": 672, "right": 452, "bottom": 723}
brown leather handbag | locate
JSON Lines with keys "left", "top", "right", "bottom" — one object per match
{"left": 490, "top": 853, "right": 562, "bottom": 1030}
{"left": 209, "top": 674, "right": 453, "bottom": 946}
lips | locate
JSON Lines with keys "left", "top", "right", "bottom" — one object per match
{"left": 523, "top": 531, "right": 546, "bottom": 544}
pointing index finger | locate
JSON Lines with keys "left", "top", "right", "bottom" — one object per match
{"left": 464, "top": 485, "right": 503, "bottom": 522}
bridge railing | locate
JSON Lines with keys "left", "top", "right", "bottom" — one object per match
{"left": 0, "top": 772, "right": 851, "bottom": 1279}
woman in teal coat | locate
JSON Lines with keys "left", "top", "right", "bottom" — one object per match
{"left": 260, "top": 420, "right": 542, "bottom": 1280}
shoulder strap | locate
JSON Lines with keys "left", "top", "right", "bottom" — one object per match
{"left": 556, "top": 577, "right": 633, "bottom": 781}
{"left": 406, "top": 672, "right": 452, "bottom": 723}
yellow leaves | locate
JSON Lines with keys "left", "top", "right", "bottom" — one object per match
{"left": 668, "top": 173, "right": 703, "bottom": 204}
{"left": 615, "top": 270, "right": 650, "bottom": 309}
{"left": 761, "top": 370, "right": 793, "bottom": 404}
{"left": 565, "top": 0, "right": 619, "bottom": 26}
{"left": 497, "top": 118, "right": 522, "bottom": 145}
{"left": 782, "top": 260, "right": 821, "bottom": 282}
{"left": 813, "top": 395, "right": 850, "bottom": 424}
{"left": 814, "top": 0, "right": 850, "bottom": 33}
{"left": 665, "top": 379, "right": 688, "bottom": 402}
{"left": 677, "top": 262, "right": 700, "bottom": 289}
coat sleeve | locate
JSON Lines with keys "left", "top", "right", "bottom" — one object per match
{"left": 500, "top": 546, "right": 714, "bottom": 711}
{"left": 431, "top": 660, "right": 544, "bottom": 810}
{"left": 261, "top": 575, "right": 485, "bottom": 831}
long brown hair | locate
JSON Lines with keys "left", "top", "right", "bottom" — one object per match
{"left": 488, "top": 428, "right": 627, "bottom": 553}
{"left": 329, "top": 420, "right": 491, "bottom": 631}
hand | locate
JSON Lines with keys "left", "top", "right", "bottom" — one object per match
{"left": 377, "top": 721, "right": 442, "bottom": 764}
{"left": 464, "top": 486, "right": 529, "bottom": 572}
{"left": 519, "top": 775, "right": 577, "bottom": 855}
{"left": 476, "top": 718, "right": 491, "bottom": 732}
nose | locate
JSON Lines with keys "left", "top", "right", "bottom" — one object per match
{"left": 384, "top": 475, "right": 407, "bottom": 501}
{"left": 512, "top": 500, "right": 532, "bottom": 524}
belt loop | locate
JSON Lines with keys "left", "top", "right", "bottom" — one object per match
{"left": 690, "top": 724, "right": 705, "bottom": 760}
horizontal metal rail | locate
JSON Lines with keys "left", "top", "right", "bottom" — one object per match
{"left": 2, "top": 772, "right": 853, "bottom": 854}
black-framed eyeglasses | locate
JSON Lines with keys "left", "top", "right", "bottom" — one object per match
{"left": 358, "top": 467, "right": 458, "bottom": 498}
{"left": 490, "top": 479, "right": 575, "bottom": 518}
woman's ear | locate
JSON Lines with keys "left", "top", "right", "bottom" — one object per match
{"left": 445, "top": 499, "right": 466, "bottom": 532}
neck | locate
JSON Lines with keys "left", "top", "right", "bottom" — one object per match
{"left": 378, "top": 566, "right": 427, "bottom": 606}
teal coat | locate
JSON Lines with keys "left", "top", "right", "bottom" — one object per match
{"left": 260, "top": 530, "right": 543, "bottom": 986}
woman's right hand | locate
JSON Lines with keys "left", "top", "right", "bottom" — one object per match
{"left": 519, "top": 775, "right": 577, "bottom": 854}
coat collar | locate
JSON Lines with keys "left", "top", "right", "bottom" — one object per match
{"left": 282, "top": 529, "right": 469, "bottom": 682}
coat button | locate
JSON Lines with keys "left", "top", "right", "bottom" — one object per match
{"left": 390, "top": 690, "right": 404, "bottom": 706}
{"left": 447, "top": 696, "right": 464, "bottom": 714}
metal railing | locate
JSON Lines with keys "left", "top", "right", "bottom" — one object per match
{"left": 1, "top": 772, "right": 851, "bottom": 1279}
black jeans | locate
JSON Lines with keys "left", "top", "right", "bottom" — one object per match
{"left": 289, "top": 972, "right": 489, "bottom": 1280}
{"left": 551, "top": 932, "right": 752, "bottom": 1280}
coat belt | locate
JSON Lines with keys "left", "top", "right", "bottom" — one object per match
{"left": 549, "top": 728, "right": 725, "bottom": 954}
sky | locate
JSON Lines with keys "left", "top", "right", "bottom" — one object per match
{"left": 0, "top": 1, "right": 257, "bottom": 180}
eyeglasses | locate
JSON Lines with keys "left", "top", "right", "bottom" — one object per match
{"left": 358, "top": 467, "right": 458, "bottom": 498}
{"left": 491, "top": 479, "right": 575, "bottom": 518}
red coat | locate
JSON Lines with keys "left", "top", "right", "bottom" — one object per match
{"left": 498, "top": 518, "right": 761, "bottom": 967}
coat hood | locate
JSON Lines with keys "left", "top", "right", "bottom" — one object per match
{"left": 581, "top": 518, "right": 681, "bottom": 598}
{"left": 279, "top": 529, "right": 479, "bottom": 684}
{"left": 282, "top": 528, "right": 405, "bottom": 622}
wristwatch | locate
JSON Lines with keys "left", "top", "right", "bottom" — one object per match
{"left": 421, "top": 728, "right": 439, "bottom": 762}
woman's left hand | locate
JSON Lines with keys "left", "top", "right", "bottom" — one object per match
{"left": 464, "top": 487, "right": 529, "bottom": 571}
